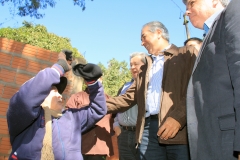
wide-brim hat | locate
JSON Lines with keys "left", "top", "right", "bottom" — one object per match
{"left": 54, "top": 77, "right": 67, "bottom": 94}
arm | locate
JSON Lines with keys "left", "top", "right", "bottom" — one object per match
{"left": 107, "top": 80, "right": 137, "bottom": 114}
{"left": 168, "top": 47, "right": 197, "bottom": 128}
{"left": 158, "top": 47, "right": 197, "bottom": 140}
{"left": 7, "top": 67, "right": 62, "bottom": 138}
{"left": 70, "top": 81, "right": 107, "bottom": 133}
{"left": 7, "top": 51, "right": 71, "bottom": 141}
{"left": 224, "top": 0, "right": 240, "bottom": 152}
{"left": 113, "top": 114, "right": 121, "bottom": 136}
{"left": 113, "top": 114, "right": 120, "bottom": 127}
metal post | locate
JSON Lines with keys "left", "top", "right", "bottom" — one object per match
{"left": 183, "top": 14, "right": 190, "bottom": 39}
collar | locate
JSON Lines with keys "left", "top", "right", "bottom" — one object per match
{"left": 163, "top": 44, "right": 178, "bottom": 56}
{"left": 148, "top": 44, "right": 178, "bottom": 62}
{"left": 161, "top": 44, "right": 172, "bottom": 52}
{"left": 151, "top": 44, "right": 172, "bottom": 59}
{"left": 203, "top": 9, "right": 223, "bottom": 35}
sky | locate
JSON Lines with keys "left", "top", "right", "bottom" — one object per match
{"left": 0, "top": 0, "right": 203, "bottom": 67}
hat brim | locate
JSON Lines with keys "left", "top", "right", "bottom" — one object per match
{"left": 54, "top": 77, "right": 67, "bottom": 94}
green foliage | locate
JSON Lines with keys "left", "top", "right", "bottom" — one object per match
{"left": 0, "top": 21, "right": 84, "bottom": 59}
{"left": 99, "top": 59, "right": 132, "bottom": 97}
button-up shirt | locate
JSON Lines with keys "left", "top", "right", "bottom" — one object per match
{"left": 203, "top": 9, "right": 224, "bottom": 36}
{"left": 145, "top": 44, "right": 171, "bottom": 117}
{"left": 113, "top": 80, "right": 138, "bottom": 127}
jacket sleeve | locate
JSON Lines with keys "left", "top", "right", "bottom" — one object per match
{"left": 224, "top": 0, "right": 240, "bottom": 152}
{"left": 69, "top": 82, "right": 107, "bottom": 133}
{"left": 7, "top": 68, "right": 62, "bottom": 138}
{"left": 167, "top": 47, "right": 197, "bottom": 129}
{"left": 106, "top": 80, "right": 137, "bottom": 114}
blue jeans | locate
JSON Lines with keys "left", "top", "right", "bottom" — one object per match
{"left": 117, "top": 128, "right": 137, "bottom": 160}
{"left": 137, "top": 118, "right": 190, "bottom": 160}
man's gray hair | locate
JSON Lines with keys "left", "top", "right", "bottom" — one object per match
{"left": 142, "top": 21, "right": 170, "bottom": 42}
{"left": 130, "top": 52, "right": 147, "bottom": 64}
{"left": 182, "top": 0, "right": 229, "bottom": 8}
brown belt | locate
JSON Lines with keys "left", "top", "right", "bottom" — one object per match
{"left": 145, "top": 114, "right": 158, "bottom": 119}
{"left": 121, "top": 125, "right": 136, "bottom": 131}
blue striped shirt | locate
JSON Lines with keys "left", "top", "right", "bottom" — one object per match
{"left": 145, "top": 55, "right": 164, "bottom": 117}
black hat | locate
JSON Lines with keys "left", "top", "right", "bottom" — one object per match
{"left": 72, "top": 63, "right": 102, "bottom": 81}
{"left": 54, "top": 77, "right": 68, "bottom": 94}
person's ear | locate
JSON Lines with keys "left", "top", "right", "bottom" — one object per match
{"left": 156, "top": 29, "right": 162, "bottom": 39}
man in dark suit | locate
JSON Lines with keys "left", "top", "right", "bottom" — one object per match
{"left": 182, "top": 0, "right": 240, "bottom": 159}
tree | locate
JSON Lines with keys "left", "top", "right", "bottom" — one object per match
{"left": 99, "top": 59, "right": 132, "bottom": 97}
{"left": 0, "top": 21, "right": 84, "bottom": 59}
{"left": 0, "top": 0, "right": 90, "bottom": 19}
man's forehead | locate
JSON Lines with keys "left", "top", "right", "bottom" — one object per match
{"left": 131, "top": 55, "right": 141, "bottom": 61}
{"left": 186, "top": 0, "right": 196, "bottom": 6}
{"left": 187, "top": 40, "right": 198, "bottom": 45}
{"left": 142, "top": 26, "right": 149, "bottom": 32}
{"left": 141, "top": 26, "right": 149, "bottom": 35}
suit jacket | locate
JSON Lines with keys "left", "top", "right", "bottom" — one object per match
{"left": 187, "top": 0, "right": 240, "bottom": 159}
{"left": 66, "top": 91, "right": 114, "bottom": 156}
{"left": 107, "top": 44, "right": 196, "bottom": 144}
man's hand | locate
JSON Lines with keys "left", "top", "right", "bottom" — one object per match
{"left": 157, "top": 117, "right": 181, "bottom": 140}
{"left": 113, "top": 126, "right": 121, "bottom": 136}
{"left": 61, "top": 49, "right": 73, "bottom": 65}
{"left": 238, "top": 152, "right": 240, "bottom": 160}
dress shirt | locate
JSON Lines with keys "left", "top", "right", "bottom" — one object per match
{"left": 145, "top": 45, "right": 172, "bottom": 117}
{"left": 203, "top": 9, "right": 224, "bottom": 36}
{"left": 145, "top": 54, "right": 164, "bottom": 117}
{"left": 113, "top": 80, "right": 138, "bottom": 127}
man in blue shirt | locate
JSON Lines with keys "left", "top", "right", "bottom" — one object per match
{"left": 113, "top": 52, "right": 146, "bottom": 160}
{"left": 107, "top": 21, "right": 197, "bottom": 160}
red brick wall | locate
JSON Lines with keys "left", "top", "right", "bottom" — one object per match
{"left": 0, "top": 38, "right": 76, "bottom": 159}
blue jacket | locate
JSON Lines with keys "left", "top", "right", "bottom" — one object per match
{"left": 7, "top": 67, "right": 107, "bottom": 160}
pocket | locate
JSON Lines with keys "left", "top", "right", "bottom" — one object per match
{"left": 218, "top": 113, "right": 235, "bottom": 131}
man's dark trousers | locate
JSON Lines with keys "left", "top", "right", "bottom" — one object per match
{"left": 117, "top": 127, "right": 137, "bottom": 160}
